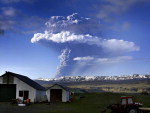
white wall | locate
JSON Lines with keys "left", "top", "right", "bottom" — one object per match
{"left": 46, "top": 90, "right": 50, "bottom": 102}
{"left": 46, "top": 85, "right": 70, "bottom": 102}
{"left": 36, "top": 90, "right": 47, "bottom": 102}
{"left": 0, "top": 77, "right": 2, "bottom": 84}
{"left": 62, "top": 89, "right": 70, "bottom": 102}
{"left": 14, "top": 77, "right": 36, "bottom": 102}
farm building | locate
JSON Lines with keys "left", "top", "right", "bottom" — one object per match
{"left": 0, "top": 71, "right": 46, "bottom": 102}
{"left": 46, "top": 84, "right": 70, "bottom": 102}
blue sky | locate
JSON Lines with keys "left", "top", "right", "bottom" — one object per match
{"left": 0, "top": 0, "right": 150, "bottom": 79}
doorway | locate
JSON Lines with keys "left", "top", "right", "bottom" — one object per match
{"left": 0, "top": 84, "right": 16, "bottom": 102}
{"left": 50, "top": 89, "right": 62, "bottom": 102}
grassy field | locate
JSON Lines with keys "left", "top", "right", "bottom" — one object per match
{"left": 68, "top": 83, "right": 150, "bottom": 93}
{"left": 0, "top": 93, "right": 150, "bottom": 113}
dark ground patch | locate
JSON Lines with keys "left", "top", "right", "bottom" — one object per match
{"left": 0, "top": 93, "right": 150, "bottom": 113}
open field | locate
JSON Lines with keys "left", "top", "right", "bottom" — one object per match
{"left": 41, "top": 79, "right": 150, "bottom": 93}
{"left": 0, "top": 93, "right": 150, "bottom": 113}
{"left": 68, "top": 83, "right": 150, "bottom": 93}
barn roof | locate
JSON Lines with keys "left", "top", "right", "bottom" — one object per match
{"left": 47, "top": 83, "right": 70, "bottom": 91}
{"left": 2, "top": 71, "right": 46, "bottom": 91}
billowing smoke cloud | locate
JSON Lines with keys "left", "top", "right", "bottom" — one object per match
{"left": 31, "top": 13, "right": 139, "bottom": 77}
{"left": 56, "top": 48, "right": 71, "bottom": 77}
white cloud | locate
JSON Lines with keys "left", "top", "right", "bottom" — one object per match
{"left": 122, "top": 22, "right": 130, "bottom": 30}
{"left": 74, "top": 56, "right": 133, "bottom": 64}
{"left": 0, "top": 6, "right": 45, "bottom": 34}
{"left": 31, "top": 31, "right": 93, "bottom": 43}
{"left": 98, "top": 0, "right": 150, "bottom": 20}
{"left": 0, "top": 0, "right": 20, "bottom": 3}
{"left": 108, "top": 22, "right": 131, "bottom": 31}
{"left": 31, "top": 30, "right": 139, "bottom": 54}
{"left": 101, "top": 39, "right": 139, "bottom": 53}
{"left": 0, "top": 7, "right": 17, "bottom": 31}
{"left": 45, "top": 13, "right": 80, "bottom": 33}
{"left": 73, "top": 56, "right": 94, "bottom": 61}
{"left": 31, "top": 13, "right": 139, "bottom": 54}
{"left": 1, "top": 7, "right": 17, "bottom": 17}
{"left": 66, "top": 13, "right": 79, "bottom": 24}
{"left": 0, "top": 0, "right": 34, "bottom": 3}
{"left": 97, "top": 56, "right": 133, "bottom": 64}
{"left": 0, "top": 20, "right": 15, "bottom": 30}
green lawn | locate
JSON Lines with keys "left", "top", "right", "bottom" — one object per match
{"left": 39, "top": 93, "right": 150, "bottom": 113}
{"left": 0, "top": 93, "right": 150, "bottom": 113}
{"left": 68, "top": 83, "right": 150, "bottom": 93}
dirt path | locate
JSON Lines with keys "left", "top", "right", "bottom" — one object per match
{"left": 0, "top": 103, "right": 51, "bottom": 113}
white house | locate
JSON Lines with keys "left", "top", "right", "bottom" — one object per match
{"left": 46, "top": 84, "right": 70, "bottom": 102}
{"left": 0, "top": 71, "right": 46, "bottom": 102}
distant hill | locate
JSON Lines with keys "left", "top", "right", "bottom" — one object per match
{"left": 35, "top": 74, "right": 150, "bottom": 85}
{"left": 34, "top": 74, "right": 150, "bottom": 93}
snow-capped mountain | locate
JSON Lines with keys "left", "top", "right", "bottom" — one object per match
{"left": 36, "top": 74, "right": 150, "bottom": 82}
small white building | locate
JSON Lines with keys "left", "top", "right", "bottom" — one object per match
{"left": 0, "top": 71, "right": 46, "bottom": 102}
{"left": 46, "top": 84, "right": 70, "bottom": 102}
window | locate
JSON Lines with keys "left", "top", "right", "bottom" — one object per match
{"left": 19, "top": 90, "right": 29, "bottom": 100}
{"left": 19, "top": 91, "right": 23, "bottom": 97}
{"left": 121, "top": 99, "right": 127, "bottom": 105}
{"left": 128, "top": 98, "right": 133, "bottom": 104}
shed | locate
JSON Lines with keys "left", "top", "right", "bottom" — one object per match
{"left": 46, "top": 84, "right": 70, "bottom": 102}
{"left": 0, "top": 71, "right": 46, "bottom": 102}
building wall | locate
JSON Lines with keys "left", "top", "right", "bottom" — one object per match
{"left": 62, "top": 89, "right": 70, "bottom": 102}
{"left": 14, "top": 77, "right": 36, "bottom": 102}
{"left": 0, "top": 77, "right": 2, "bottom": 84}
{"left": 46, "top": 90, "right": 50, "bottom": 102}
{"left": 36, "top": 90, "right": 47, "bottom": 102}
{"left": 46, "top": 85, "right": 70, "bottom": 102}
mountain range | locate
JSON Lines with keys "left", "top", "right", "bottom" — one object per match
{"left": 35, "top": 74, "right": 150, "bottom": 82}
{"left": 34, "top": 74, "right": 150, "bottom": 93}
{"left": 35, "top": 74, "right": 150, "bottom": 86}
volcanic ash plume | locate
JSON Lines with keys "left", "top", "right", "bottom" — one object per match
{"left": 56, "top": 48, "right": 71, "bottom": 77}
{"left": 31, "top": 13, "right": 139, "bottom": 77}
